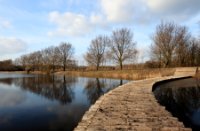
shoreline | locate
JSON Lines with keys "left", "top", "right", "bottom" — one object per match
{"left": 0, "top": 68, "right": 176, "bottom": 80}
{"left": 75, "top": 76, "right": 192, "bottom": 131}
{"left": 55, "top": 68, "right": 175, "bottom": 80}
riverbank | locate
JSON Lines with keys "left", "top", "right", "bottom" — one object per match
{"left": 0, "top": 68, "right": 176, "bottom": 80}
{"left": 75, "top": 76, "right": 192, "bottom": 131}
{"left": 0, "top": 71, "right": 47, "bottom": 75}
{"left": 55, "top": 68, "right": 175, "bottom": 80}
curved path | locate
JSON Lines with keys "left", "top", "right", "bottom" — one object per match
{"left": 75, "top": 76, "right": 192, "bottom": 131}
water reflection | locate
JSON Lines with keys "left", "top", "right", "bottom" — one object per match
{"left": 84, "top": 78, "right": 104, "bottom": 104}
{"left": 0, "top": 74, "right": 127, "bottom": 131}
{"left": 0, "top": 75, "right": 76, "bottom": 104}
{"left": 153, "top": 78, "right": 200, "bottom": 131}
{"left": 84, "top": 78, "right": 124, "bottom": 104}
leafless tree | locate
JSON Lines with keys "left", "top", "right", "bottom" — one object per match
{"left": 41, "top": 46, "right": 60, "bottom": 73}
{"left": 50, "top": 47, "right": 60, "bottom": 72}
{"left": 58, "top": 42, "right": 74, "bottom": 71}
{"left": 150, "top": 22, "right": 200, "bottom": 67}
{"left": 197, "top": 42, "right": 200, "bottom": 66}
{"left": 150, "top": 21, "right": 200, "bottom": 67}
{"left": 150, "top": 44, "right": 162, "bottom": 68}
{"left": 188, "top": 38, "right": 199, "bottom": 66}
{"left": 85, "top": 35, "right": 109, "bottom": 70}
{"left": 41, "top": 47, "right": 52, "bottom": 72}
{"left": 174, "top": 26, "right": 191, "bottom": 66}
{"left": 29, "top": 51, "right": 43, "bottom": 71}
{"left": 16, "top": 55, "right": 29, "bottom": 68}
{"left": 108, "top": 28, "right": 137, "bottom": 70}
{"left": 151, "top": 21, "right": 177, "bottom": 67}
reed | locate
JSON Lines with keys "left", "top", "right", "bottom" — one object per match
{"left": 56, "top": 68, "right": 175, "bottom": 80}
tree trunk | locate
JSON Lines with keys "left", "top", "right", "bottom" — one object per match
{"left": 63, "top": 64, "right": 66, "bottom": 71}
{"left": 120, "top": 61, "right": 123, "bottom": 70}
{"left": 96, "top": 63, "right": 99, "bottom": 71}
{"left": 63, "top": 59, "right": 66, "bottom": 71}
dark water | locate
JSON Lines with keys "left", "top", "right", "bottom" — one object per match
{"left": 153, "top": 78, "right": 200, "bottom": 131}
{"left": 0, "top": 73, "right": 128, "bottom": 131}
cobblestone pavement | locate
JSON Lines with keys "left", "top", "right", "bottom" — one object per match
{"left": 75, "top": 76, "right": 192, "bottom": 131}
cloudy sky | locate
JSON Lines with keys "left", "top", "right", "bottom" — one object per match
{"left": 0, "top": 0, "right": 199, "bottom": 62}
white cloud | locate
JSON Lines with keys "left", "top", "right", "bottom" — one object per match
{"left": 100, "top": 0, "right": 135, "bottom": 23}
{"left": 47, "top": 0, "right": 141, "bottom": 37}
{"left": 147, "top": 0, "right": 200, "bottom": 20}
{"left": 99, "top": 0, "right": 200, "bottom": 24}
{"left": 147, "top": 0, "right": 200, "bottom": 13}
{"left": 0, "top": 87, "right": 26, "bottom": 107}
{"left": 90, "top": 14, "right": 107, "bottom": 27}
{"left": 47, "top": 0, "right": 200, "bottom": 38}
{"left": 0, "top": 37, "right": 27, "bottom": 56}
{"left": 48, "top": 11, "right": 93, "bottom": 37}
{"left": 0, "top": 17, "right": 12, "bottom": 29}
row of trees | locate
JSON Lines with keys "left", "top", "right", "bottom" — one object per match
{"left": 85, "top": 28, "right": 138, "bottom": 70}
{"left": 0, "top": 59, "right": 23, "bottom": 71}
{"left": 150, "top": 21, "right": 200, "bottom": 67}
{"left": 15, "top": 43, "right": 74, "bottom": 73}
{"left": 12, "top": 22, "right": 200, "bottom": 72}
{"left": 14, "top": 28, "right": 138, "bottom": 72}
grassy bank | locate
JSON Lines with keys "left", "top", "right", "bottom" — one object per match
{"left": 55, "top": 68, "right": 175, "bottom": 80}
{"left": 0, "top": 68, "right": 176, "bottom": 80}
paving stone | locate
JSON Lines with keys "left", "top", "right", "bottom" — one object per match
{"left": 75, "top": 76, "right": 192, "bottom": 131}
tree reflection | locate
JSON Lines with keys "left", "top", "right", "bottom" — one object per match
{"left": 59, "top": 75, "right": 75, "bottom": 104}
{"left": 120, "top": 79, "right": 123, "bottom": 85}
{"left": 84, "top": 78, "right": 125, "bottom": 104}
{"left": 84, "top": 78, "right": 104, "bottom": 104}
{"left": 6, "top": 75, "right": 76, "bottom": 104}
{"left": 0, "top": 78, "right": 13, "bottom": 85}
{"left": 153, "top": 78, "right": 200, "bottom": 130}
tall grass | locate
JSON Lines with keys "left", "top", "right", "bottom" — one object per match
{"left": 56, "top": 68, "right": 175, "bottom": 80}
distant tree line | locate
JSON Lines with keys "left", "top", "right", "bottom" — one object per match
{"left": 13, "top": 28, "right": 138, "bottom": 72}
{"left": 15, "top": 42, "right": 75, "bottom": 73}
{"left": 0, "top": 59, "right": 23, "bottom": 71}
{"left": 150, "top": 21, "right": 200, "bottom": 68}
{"left": 1, "top": 23, "right": 199, "bottom": 72}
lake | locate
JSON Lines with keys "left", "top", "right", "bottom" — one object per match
{"left": 153, "top": 77, "right": 200, "bottom": 131}
{"left": 0, "top": 73, "right": 128, "bottom": 131}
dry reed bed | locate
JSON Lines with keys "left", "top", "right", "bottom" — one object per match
{"left": 56, "top": 68, "right": 176, "bottom": 80}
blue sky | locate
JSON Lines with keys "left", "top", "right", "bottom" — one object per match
{"left": 0, "top": 0, "right": 199, "bottom": 63}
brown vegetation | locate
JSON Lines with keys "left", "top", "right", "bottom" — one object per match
{"left": 56, "top": 68, "right": 175, "bottom": 80}
{"left": 85, "top": 35, "right": 109, "bottom": 70}
{"left": 0, "top": 59, "right": 23, "bottom": 71}
{"left": 15, "top": 42, "right": 75, "bottom": 74}
{"left": 2, "top": 21, "right": 198, "bottom": 78}
{"left": 108, "top": 28, "right": 137, "bottom": 70}
{"left": 150, "top": 21, "right": 200, "bottom": 67}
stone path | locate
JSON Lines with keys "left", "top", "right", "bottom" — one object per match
{"left": 75, "top": 76, "right": 192, "bottom": 131}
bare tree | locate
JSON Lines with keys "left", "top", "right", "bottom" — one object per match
{"left": 29, "top": 51, "right": 43, "bottom": 71}
{"left": 16, "top": 55, "right": 29, "bottom": 68}
{"left": 151, "top": 21, "right": 180, "bottom": 67}
{"left": 174, "top": 26, "right": 191, "bottom": 66}
{"left": 50, "top": 47, "right": 60, "bottom": 72}
{"left": 85, "top": 35, "right": 109, "bottom": 70}
{"left": 58, "top": 42, "right": 74, "bottom": 71}
{"left": 188, "top": 38, "right": 199, "bottom": 66}
{"left": 150, "top": 21, "right": 197, "bottom": 67}
{"left": 108, "top": 28, "right": 137, "bottom": 70}
{"left": 151, "top": 21, "right": 189, "bottom": 67}
{"left": 41, "top": 46, "right": 60, "bottom": 73}
{"left": 197, "top": 42, "right": 200, "bottom": 66}
{"left": 150, "top": 44, "right": 162, "bottom": 68}
{"left": 41, "top": 47, "right": 52, "bottom": 72}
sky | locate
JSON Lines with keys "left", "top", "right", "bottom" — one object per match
{"left": 0, "top": 0, "right": 199, "bottom": 63}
